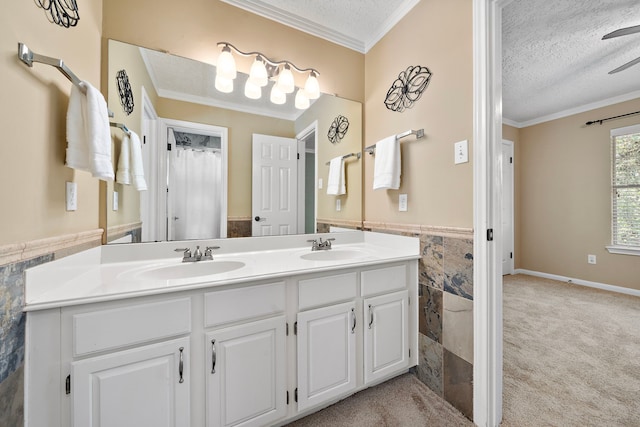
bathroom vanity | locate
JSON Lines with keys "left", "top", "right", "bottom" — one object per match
{"left": 23, "top": 231, "right": 419, "bottom": 427}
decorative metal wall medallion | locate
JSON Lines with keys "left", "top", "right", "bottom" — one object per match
{"left": 328, "top": 115, "right": 350, "bottom": 144}
{"left": 116, "top": 70, "right": 134, "bottom": 116}
{"left": 384, "top": 65, "right": 432, "bottom": 113}
{"left": 35, "top": 0, "right": 80, "bottom": 28}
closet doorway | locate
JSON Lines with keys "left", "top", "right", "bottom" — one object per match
{"left": 160, "top": 119, "right": 228, "bottom": 241}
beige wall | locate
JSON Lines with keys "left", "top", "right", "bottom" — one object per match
{"left": 0, "top": 1, "right": 103, "bottom": 245}
{"left": 106, "top": 40, "right": 160, "bottom": 228}
{"left": 296, "top": 96, "right": 363, "bottom": 223}
{"left": 511, "top": 97, "right": 640, "bottom": 290}
{"left": 363, "top": 0, "right": 473, "bottom": 228}
{"left": 102, "top": 0, "right": 364, "bottom": 104}
{"left": 155, "top": 98, "right": 295, "bottom": 217}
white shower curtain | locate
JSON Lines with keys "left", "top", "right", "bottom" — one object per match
{"left": 169, "top": 147, "right": 222, "bottom": 240}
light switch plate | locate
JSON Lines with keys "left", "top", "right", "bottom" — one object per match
{"left": 318, "top": 178, "right": 323, "bottom": 189}
{"left": 336, "top": 199, "right": 341, "bottom": 211}
{"left": 454, "top": 140, "right": 469, "bottom": 164}
{"left": 65, "top": 182, "right": 77, "bottom": 211}
{"left": 113, "top": 191, "right": 119, "bottom": 211}
{"left": 399, "top": 194, "right": 408, "bottom": 212}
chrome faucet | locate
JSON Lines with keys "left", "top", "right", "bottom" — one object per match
{"left": 307, "top": 237, "right": 335, "bottom": 251}
{"left": 175, "top": 245, "right": 220, "bottom": 262}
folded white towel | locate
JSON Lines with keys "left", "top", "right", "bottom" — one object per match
{"left": 373, "top": 136, "right": 401, "bottom": 190}
{"left": 115, "top": 134, "right": 131, "bottom": 185}
{"left": 129, "top": 131, "right": 147, "bottom": 191}
{"left": 326, "top": 156, "right": 346, "bottom": 195}
{"left": 66, "top": 81, "right": 114, "bottom": 181}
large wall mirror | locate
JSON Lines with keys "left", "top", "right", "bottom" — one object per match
{"left": 106, "top": 39, "right": 362, "bottom": 243}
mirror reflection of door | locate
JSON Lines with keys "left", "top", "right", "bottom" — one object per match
{"left": 252, "top": 134, "right": 298, "bottom": 236}
{"left": 502, "top": 139, "right": 514, "bottom": 275}
{"left": 161, "top": 120, "right": 228, "bottom": 241}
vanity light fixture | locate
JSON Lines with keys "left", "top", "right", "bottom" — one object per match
{"left": 215, "top": 42, "right": 320, "bottom": 108}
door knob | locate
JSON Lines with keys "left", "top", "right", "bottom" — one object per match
{"left": 254, "top": 216, "right": 266, "bottom": 222}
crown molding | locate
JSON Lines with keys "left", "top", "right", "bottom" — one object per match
{"left": 504, "top": 90, "right": 640, "bottom": 128}
{"left": 364, "top": 0, "right": 420, "bottom": 52}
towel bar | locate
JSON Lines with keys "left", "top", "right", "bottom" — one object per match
{"left": 18, "top": 42, "right": 115, "bottom": 118}
{"left": 364, "top": 129, "right": 425, "bottom": 154}
{"left": 325, "top": 152, "right": 361, "bottom": 166}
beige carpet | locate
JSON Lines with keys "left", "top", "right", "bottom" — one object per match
{"left": 285, "top": 373, "right": 472, "bottom": 426}
{"left": 502, "top": 274, "right": 640, "bottom": 426}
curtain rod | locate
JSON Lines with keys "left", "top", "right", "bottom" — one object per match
{"left": 585, "top": 110, "right": 640, "bottom": 126}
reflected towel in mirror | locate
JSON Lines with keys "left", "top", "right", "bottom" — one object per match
{"left": 327, "top": 156, "right": 346, "bottom": 195}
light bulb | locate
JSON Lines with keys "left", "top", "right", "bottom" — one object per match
{"left": 304, "top": 72, "right": 320, "bottom": 99}
{"left": 216, "top": 46, "right": 237, "bottom": 80}
{"left": 276, "top": 64, "right": 295, "bottom": 94}
{"left": 244, "top": 80, "right": 261, "bottom": 99}
{"left": 295, "top": 88, "right": 310, "bottom": 109}
{"left": 215, "top": 75, "right": 233, "bottom": 93}
{"left": 249, "top": 57, "right": 268, "bottom": 87}
{"left": 270, "top": 85, "right": 286, "bottom": 105}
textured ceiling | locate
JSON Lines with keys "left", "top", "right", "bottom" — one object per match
{"left": 503, "top": 0, "right": 640, "bottom": 126}
{"left": 220, "top": 0, "right": 420, "bottom": 53}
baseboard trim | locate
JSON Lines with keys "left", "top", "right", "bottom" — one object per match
{"left": 514, "top": 269, "right": 640, "bottom": 298}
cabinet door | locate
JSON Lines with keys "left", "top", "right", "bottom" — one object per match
{"left": 364, "top": 290, "right": 409, "bottom": 384}
{"left": 297, "top": 301, "right": 357, "bottom": 411}
{"left": 71, "top": 337, "right": 190, "bottom": 427}
{"left": 206, "top": 316, "right": 287, "bottom": 427}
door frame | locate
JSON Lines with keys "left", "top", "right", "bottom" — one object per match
{"left": 502, "top": 139, "right": 515, "bottom": 275}
{"left": 296, "top": 121, "right": 318, "bottom": 234}
{"left": 473, "top": 0, "right": 512, "bottom": 425}
{"left": 158, "top": 118, "right": 228, "bottom": 240}
{"left": 140, "top": 87, "right": 158, "bottom": 242}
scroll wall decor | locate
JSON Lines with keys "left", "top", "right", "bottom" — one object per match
{"left": 328, "top": 115, "right": 350, "bottom": 144}
{"left": 116, "top": 70, "right": 134, "bottom": 116}
{"left": 35, "top": 0, "right": 79, "bottom": 28}
{"left": 384, "top": 65, "right": 432, "bottom": 113}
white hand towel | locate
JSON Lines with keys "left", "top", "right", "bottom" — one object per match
{"left": 115, "top": 134, "right": 131, "bottom": 185}
{"left": 373, "top": 136, "right": 401, "bottom": 190}
{"left": 129, "top": 131, "right": 147, "bottom": 191}
{"left": 326, "top": 156, "right": 346, "bottom": 195}
{"left": 65, "top": 81, "right": 114, "bottom": 181}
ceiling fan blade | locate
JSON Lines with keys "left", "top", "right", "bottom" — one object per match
{"left": 609, "top": 56, "right": 640, "bottom": 74}
{"left": 602, "top": 24, "right": 640, "bottom": 40}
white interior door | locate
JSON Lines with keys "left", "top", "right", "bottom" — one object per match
{"left": 502, "top": 140, "right": 514, "bottom": 275}
{"left": 252, "top": 134, "right": 298, "bottom": 236}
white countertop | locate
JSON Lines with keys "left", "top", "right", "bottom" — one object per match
{"left": 24, "top": 231, "right": 420, "bottom": 311}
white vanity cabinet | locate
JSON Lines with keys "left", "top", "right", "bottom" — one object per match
{"left": 203, "top": 283, "right": 288, "bottom": 427}
{"left": 59, "top": 297, "right": 193, "bottom": 427}
{"left": 71, "top": 337, "right": 191, "bottom": 427}
{"left": 361, "top": 265, "right": 410, "bottom": 385}
{"left": 25, "top": 252, "right": 418, "bottom": 427}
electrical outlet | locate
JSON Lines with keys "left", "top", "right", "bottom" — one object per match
{"left": 399, "top": 194, "right": 408, "bottom": 212}
{"left": 587, "top": 254, "right": 596, "bottom": 264}
{"left": 65, "top": 182, "right": 77, "bottom": 211}
{"left": 336, "top": 199, "right": 341, "bottom": 211}
{"left": 454, "top": 140, "right": 469, "bottom": 164}
{"left": 113, "top": 191, "right": 119, "bottom": 211}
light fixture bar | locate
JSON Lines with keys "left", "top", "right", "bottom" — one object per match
{"left": 216, "top": 42, "right": 320, "bottom": 76}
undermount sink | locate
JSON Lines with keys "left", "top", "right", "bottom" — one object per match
{"left": 131, "top": 260, "right": 246, "bottom": 280}
{"left": 300, "top": 249, "right": 368, "bottom": 261}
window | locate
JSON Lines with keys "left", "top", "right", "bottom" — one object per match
{"left": 608, "top": 124, "right": 640, "bottom": 255}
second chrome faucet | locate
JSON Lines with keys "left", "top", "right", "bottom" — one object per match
{"left": 307, "top": 237, "right": 335, "bottom": 251}
{"left": 175, "top": 245, "right": 220, "bottom": 262}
